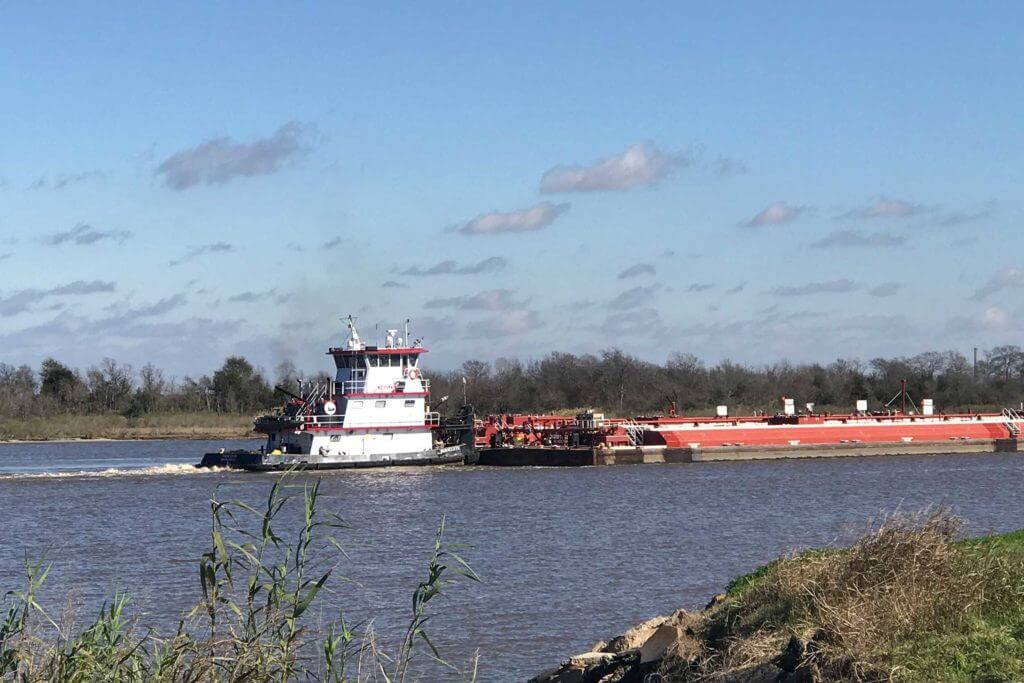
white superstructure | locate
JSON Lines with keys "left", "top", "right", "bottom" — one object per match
{"left": 248, "top": 318, "right": 464, "bottom": 468}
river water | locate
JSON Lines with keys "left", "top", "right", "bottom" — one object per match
{"left": 1, "top": 440, "right": 1022, "bottom": 680}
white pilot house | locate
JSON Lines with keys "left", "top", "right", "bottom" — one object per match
{"left": 243, "top": 318, "right": 465, "bottom": 469}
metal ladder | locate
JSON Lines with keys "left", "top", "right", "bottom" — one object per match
{"left": 1002, "top": 408, "right": 1023, "bottom": 437}
{"left": 620, "top": 419, "right": 646, "bottom": 446}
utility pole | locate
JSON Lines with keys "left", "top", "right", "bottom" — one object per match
{"left": 973, "top": 347, "right": 978, "bottom": 379}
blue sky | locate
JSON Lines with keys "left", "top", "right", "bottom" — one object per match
{"left": 1, "top": 3, "right": 1022, "bottom": 377}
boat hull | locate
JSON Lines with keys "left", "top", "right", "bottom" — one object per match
{"left": 198, "top": 444, "right": 469, "bottom": 471}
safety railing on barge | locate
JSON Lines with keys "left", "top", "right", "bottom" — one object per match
{"left": 1003, "top": 407, "right": 1023, "bottom": 437}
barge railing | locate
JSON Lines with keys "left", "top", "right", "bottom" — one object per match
{"left": 1003, "top": 407, "right": 1023, "bottom": 437}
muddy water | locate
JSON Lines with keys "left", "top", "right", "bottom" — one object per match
{"left": 1, "top": 440, "right": 1022, "bottom": 680}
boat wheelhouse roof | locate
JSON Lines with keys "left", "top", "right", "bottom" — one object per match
{"left": 327, "top": 346, "right": 427, "bottom": 357}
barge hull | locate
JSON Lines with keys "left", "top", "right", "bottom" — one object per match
{"left": 475, "top": 438, "right": 1022, "bottom": 467}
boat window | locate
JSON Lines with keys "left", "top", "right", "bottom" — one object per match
{"left": 404, "top": 399, "right": 415, "bottom": 408}
{"left": 351, "top": 400, "right": 363, "bottom": 408}
{"left": 375, "top": 400, "right": 386, "bottom": 408}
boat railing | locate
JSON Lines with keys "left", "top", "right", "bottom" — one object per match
{"left": 298, "top": 412, "right": 441, "bottom": 428}
{"left": 339, "top": 379, "right": 430, "bottom": 395}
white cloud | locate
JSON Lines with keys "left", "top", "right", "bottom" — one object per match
{"left": 155, "top": 122, "right": 314, "bottom": 190}
{"left": 467, "top": 309, "right": 544, "bottom": 338}
{"left": 810, "top": 230, "right": 905, "bottom": 248}
{"left": 739, "top": 201, "right": 807, "bottom": 228}
{"left": 97, "top": 294, "right": 188, "bottom": 327}
{"left": 945, "top": 306, "right": 1021, "bottom": 336}
{"left": 400, "top": 256, "right": 507, "bottom": 276}
{"left": 30, "top": 170, "right": 105, "bottom": 191}
{"left": 839, "top": 197, "right": 931, "bottom": 220}
{"left": 867, "top": 282, "right": 904, "bottom": 297}
{"left": 43, "top": 223, "right": 132, "bottom": 246}
{"left": 618, "top": 263, "right": 656, "bottom": 279}
{"left": 769, "top": 279, "right": 861, "bottom": 296}
{"left": 0, "top": 280, "right": 116, "bottom": 317}
{"left": 227, "top": 290, "right": 276, "bottom": 304}
{"left": 424, "top": 289, "right": 524, "bottom": 311}
{"left": 459, "top": 202, "right": 569, "bottom": 235}
{"left": 971, "top": 267, "right": 1024, "bottom": 300}
{"left": 981, "top": 306, "right": 1011, "bottom": 329}
{"left": 540, "top": 142, "right": 687, "bottom": 193}
{"left": 608, "top": 285, "right": 659, "bottom": 309}
{"left": 939, "top": 205, "right": 993, "bottom": 226}
{"left": 593, "top": 307, "right": 665, "bottom": 336}
{"left": 169, "top": 242, "right": 235, "bottom": 266}
{"left": 711, "top": 156, "right": 748, "bottom": 177}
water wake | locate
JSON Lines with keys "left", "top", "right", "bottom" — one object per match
{"left": 0, "top": 463, "right": 231, "bottom": 480}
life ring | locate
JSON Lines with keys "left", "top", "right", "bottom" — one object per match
{"left": 407, "top": 368, "right": 421, "bottom": 380}
{"left": 323, "top": 400, "right": 337, "bottom": 415}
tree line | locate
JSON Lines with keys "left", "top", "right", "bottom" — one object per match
{"left": 0, "top": 356, "right": 285, "bottom": 418}
{"left": 1, "top": 346, "right": 1022, "bottom": 419}
{"left": 431, "top": 347, "right": 1024, "bottom": 416}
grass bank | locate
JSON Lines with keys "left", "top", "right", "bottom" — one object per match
{"left": 0, "top": 412, "right": 256, "bottom": 441}
{"left": 690, "top": 513, "right": 1024, "bottom": 681}
{"left": 538, "top": 511, "right": 1024, "bottom": 682}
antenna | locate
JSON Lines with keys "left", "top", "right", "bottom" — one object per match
{"left": 405, "top": 318, "right": 410, "bottom": 347}
{"left": 342, "top": 315, "right": 362, "bottom": 349}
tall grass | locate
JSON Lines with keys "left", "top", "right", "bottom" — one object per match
{"left": 0, "top": 474, "right": 479, "bottom": 681}
{"left": 665, "top": 509, "right": 1024, "bottom": 681}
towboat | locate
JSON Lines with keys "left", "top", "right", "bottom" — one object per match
{"left": 198, "top": 317, "right": 473, "bottom": 470}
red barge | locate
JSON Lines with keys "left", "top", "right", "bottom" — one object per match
{"left": 471, "top": 386, "right": 1024, "bottom": 466}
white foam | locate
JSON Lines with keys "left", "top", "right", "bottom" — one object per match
{"left": 0, "top": 463, "right": 232, "bottom": 480}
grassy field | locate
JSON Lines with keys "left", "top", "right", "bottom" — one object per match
{"left": 0, "top": 412, "right": 257, "bottom": 441}
{"left": 662, "top": 512, "right": 1024, "bottom": 681}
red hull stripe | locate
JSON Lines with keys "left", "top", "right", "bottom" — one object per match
{"left": 652, "top": 422, "right": 1009, "bottom": 447}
